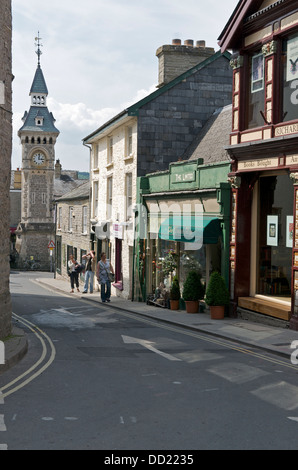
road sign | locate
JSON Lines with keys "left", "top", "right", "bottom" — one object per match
{"left": 48, "top": 240, "right": 55, "bottom": 249}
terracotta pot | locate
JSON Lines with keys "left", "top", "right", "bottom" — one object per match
{"left": 210, "top": 305, "right": 225, "bottom": 319}
{"left": 170, "top": 300, "right": 179, "bottom": 310}
{"left": 185, "top": 300, "right": 199, "bottom": 314}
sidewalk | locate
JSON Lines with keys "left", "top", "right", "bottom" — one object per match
{"left": 36, "top": 275, "right": 298, "bottom": 361}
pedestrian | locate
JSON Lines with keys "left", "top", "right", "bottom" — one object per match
{"left": 96, "top": 252, "right": 114, "bottom": 303}
{"left": 82, "top": 250, "right": 96, "bottom": 293}
{"left": 68, "top": 254, "right": 80, "bottom": 293}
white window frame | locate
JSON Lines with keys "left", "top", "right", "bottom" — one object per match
{"left": 107, "top": 176, "right": 113, "bottom": 219}
{"left": 107, "top": 136, "right": 113, "bottom": 164}
{"left": 126, "top": 126, "right": 133, "bottom": 157}
{"left": 125, "top": 172, "right": 133, "bottom": 220}
{"left": 82, "top": 206, "right": 88, "bottom": 234}
{"left": 93, "top": 181, "right": 99, "bottom": 219}
{"left": 69, "top": 206, "right": 74, "bottom": 232}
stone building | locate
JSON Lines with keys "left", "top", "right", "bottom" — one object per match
{"left": 0, "top": 0, "right": 12, "bottom": 339}
{"left": 55, "top": 181, "right": 91, "bottom": 283}
{"left": 83, "top": 40, "right": 233, "bottom": 301}
{"left": 15, "top": 34, "right": 60, "bottom": 271}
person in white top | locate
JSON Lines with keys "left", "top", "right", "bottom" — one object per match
{"left": 68, "top": 254, "right": 80, "bottom": 293}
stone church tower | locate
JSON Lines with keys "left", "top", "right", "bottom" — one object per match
{"left": 16, "top": 34, "right": 60, "bottom": 271}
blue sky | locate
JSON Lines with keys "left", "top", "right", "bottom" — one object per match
{"left": 11, "top": 0, "right": 238, "bottom": 172}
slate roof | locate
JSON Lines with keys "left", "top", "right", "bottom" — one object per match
{"left": 30, "top": 66, "right": 48, "bottom": 95}
{"left": 19, "top": 106, "right": 60, "bottom": 134}
{"left": 54, "top": 180, "right": 90, "bottom": 202}
{"left": 184, "top": 105, "right": 232, "bottom": 164}
{"left": 83, "top": 50, "right": 231, "bottom": 143}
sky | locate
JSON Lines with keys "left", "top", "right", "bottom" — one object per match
{"left": 11, "top": 0, "right": 238, "bottom": 172}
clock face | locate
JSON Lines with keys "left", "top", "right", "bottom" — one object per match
{"left": 33, "top": 152, "right": 45, "bottom": 166}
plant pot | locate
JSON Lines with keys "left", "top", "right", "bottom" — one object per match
{"left": 185, "top": 300, "right": 199, "bottom": 314}
{"left": 210, "top": 305, "right": 225, "bottom": 319}
{"left": 170, "top": 300, "right": 180, "bottom": 310}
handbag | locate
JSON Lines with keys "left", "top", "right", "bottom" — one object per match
{"left": 100, "top": 261, "right": 115, "bottom": 282}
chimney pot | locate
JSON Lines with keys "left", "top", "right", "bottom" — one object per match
{"left": 196, "top": 40, "right": 206, "bottom": 48}
{"left": 184, "top": 39, "right": 194, "bottom": 47}
{"left": 172, "top": 39, "right": 181, "bottom": 46}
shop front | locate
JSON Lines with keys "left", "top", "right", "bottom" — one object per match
{"left": 228, "top": 148, "right": 298, "bottom": 325}
{"left": 135, "top": 159, "right": 230, "bottom": 305}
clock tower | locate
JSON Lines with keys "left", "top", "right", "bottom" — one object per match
{"left": 16, "top": 33, "right": 59, "bottom": 270}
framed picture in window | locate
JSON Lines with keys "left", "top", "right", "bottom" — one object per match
{"left": 251, "top": 53, "right": 264, "bottom": 93}
{"left": 286, "top": 216, "right": 294, "bottom": 248}
{"left": 267, "top": 215, "right": 278, "bottom": 247}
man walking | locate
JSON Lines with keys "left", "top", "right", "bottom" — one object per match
{"left": 82, "top": 250, "right": 96, "bottom": 293}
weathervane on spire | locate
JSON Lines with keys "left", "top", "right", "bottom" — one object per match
{"left": 35, "top": 32, "right": 43, "bottom": 67}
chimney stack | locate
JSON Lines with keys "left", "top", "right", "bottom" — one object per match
{"left": 55, "top": 159, "right": 62, "bottom": 179}
{"left": 156, "top": 39, "right": 215, "bottom": 88}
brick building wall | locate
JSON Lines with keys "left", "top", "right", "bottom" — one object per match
{"left": 0, "top": 0, "right": 12, "bottom": 338}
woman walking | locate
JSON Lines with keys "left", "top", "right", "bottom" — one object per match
{"left": 68, "top": 254, "right": 80, "bottom": 293}
{"left": 96, "top": 252, "right": 114, "bottom": 302}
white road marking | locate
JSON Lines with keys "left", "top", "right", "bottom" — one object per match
{"left": 288, "top": 417, "right": 298, "bottom": 422}
{"left": 0, "top": 415, "right": 7, "bottom": 432}
{"left": 251, "top": 381, "right": 298, "bottom": 411}
{"left": 122, "top": 335, "right": 181, "bottom": 362}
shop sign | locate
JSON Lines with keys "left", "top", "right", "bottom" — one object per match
{"left": 171, "top": 170, "right": 196, "bottom": 184}
{"left": 286, "top": 155, "right": 298, "bottom": 165}
{"left": 238, "top": 157, "right": 278, "bottom": 171}
{"left": 112, "top": 223, "right": 123, "bottom": 239}
{"left": 275, "top": 123, "right": 298, "bottom": 137}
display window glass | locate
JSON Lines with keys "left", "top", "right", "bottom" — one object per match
{"left": 148, "top": 238, "right": 222, "bottom": 297}
{"left": 282, "top": 33, "right": 298, "bottom": 123}
{"left": 247, "top": 51, "right": 265, "bottom": 129}
{"left": 257, "top": 174, "right": 293, "bottom": 301}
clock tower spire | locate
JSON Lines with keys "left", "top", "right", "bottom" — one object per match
{"left": 16, "top": 33, "right": 60, "bottom": 271}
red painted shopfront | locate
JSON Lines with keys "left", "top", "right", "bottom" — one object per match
{"left": 219, "top": 0, "right": 298, "bottom": 328}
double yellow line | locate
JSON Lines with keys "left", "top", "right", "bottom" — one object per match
{"left": 0, "top": 313, "right": 56, "bottom": 398}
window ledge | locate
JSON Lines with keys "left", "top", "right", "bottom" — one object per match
{"left": 106, "top": 162, "right": 113, "bottom": 170}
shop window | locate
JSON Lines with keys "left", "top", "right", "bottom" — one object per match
{"left": 282, "top": 33, "right": 298, "bottom": 123}
{"left": 247, "top": 52, "right": 265, "bottom": 129}
{"left": 257, "top": 174, "right": 293, "bottom": 299}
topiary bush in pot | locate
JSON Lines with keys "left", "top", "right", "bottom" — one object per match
{"left": 205, "top": 271, "right": 229, "bottom": 319}
{"left": 170, "top": 275, "right": 181, "bottom": 310}
{"left": 182, "top": 270, "right": 205, "bottom": 313}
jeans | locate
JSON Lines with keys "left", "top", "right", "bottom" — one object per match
{"left": 70, "top": 272, "right": 79, "bottom": 289}
{"left": 101, "top": 281, "right": 111, "bottom": 302}
{"left": 83, "top": 271, "right": 94, "bottom": 293}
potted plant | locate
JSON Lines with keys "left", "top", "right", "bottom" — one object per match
{"left": 205, "top": 271, "right": 229, "bottom": 319}
{"left": 170, "top": 276, "right": 180, "bottom": 310}
{"left": 182, "top": 270, "right": 204, "bottom": 313}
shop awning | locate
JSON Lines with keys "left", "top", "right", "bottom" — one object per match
{"left": 159, "top": 215, "right": 221, "bottom": 244}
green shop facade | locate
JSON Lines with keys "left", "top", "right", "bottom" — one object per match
{"left": 133, "top": 158, "right": 231, "bottom": 305}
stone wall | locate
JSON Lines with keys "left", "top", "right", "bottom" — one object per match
{"left": 0, "top": 0, "right": 12, "bottom": 338}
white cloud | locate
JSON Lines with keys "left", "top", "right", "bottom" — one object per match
{"left": 11, "top": 0, "right": 238, "bottom": 172}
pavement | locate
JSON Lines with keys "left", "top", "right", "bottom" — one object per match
{"left": 2, "top": 274, "right": 298, "bottom": 374}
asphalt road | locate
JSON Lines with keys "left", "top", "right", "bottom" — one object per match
{"left": 1, "top": 271, "right": 298, "bottom": 451}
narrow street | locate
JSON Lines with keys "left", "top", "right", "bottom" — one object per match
{"left": 0, "top": 272, "right": 298, "bottom": 450}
